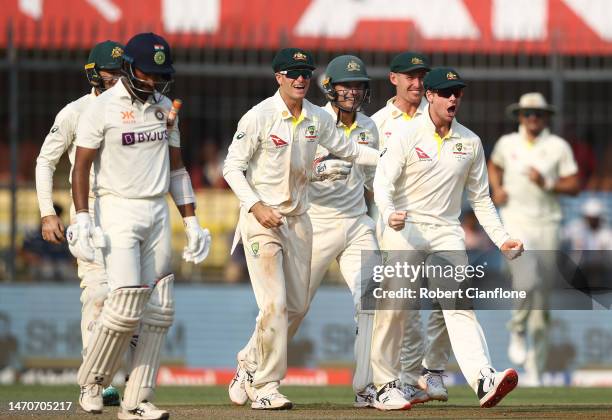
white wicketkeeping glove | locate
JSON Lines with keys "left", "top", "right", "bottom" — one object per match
{"left": 313, "top": 158, "right": 353, "bottom": 181}
{"left": 66, "top": 212, "right": 106, "bottom": 263}
{"left": 182, "top": 216, "right": 212, "bottom": 264}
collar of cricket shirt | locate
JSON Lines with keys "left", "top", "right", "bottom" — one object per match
{"left": 423, "top": 110, "right": 461, "bottom": 142}
{"left": 519, "top": 124, "right": 550, "bottom": 147}
{"left": 274, "top": 89, "right": 312, "bottom": 123}
{"left": 323, "top": 102, "right": 365, "bottom": 132}
{"left": 389, "top": 96, "right": 428, "bottom": 121}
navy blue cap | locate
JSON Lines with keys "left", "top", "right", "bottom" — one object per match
{"left": 124, "top": 32, "right": 175, "bottom": 75}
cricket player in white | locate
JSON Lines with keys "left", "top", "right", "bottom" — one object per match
{"left": 307, "top": 55, "right": 379, "bottom": 407}
{"left": 224, "top": 48, "right": 380, "bottom": 410}
{"left": 70, "top": 33, "right": 210, "bottom": 420}
{"left": 371, "top": 52, "right": 449, "bottom": 404}
{"left": 372, "top": 67, "right": 524, "bottom": 411}
{"left": 35, "top": 40, "right": 124, "bottom": 408}
{"left": 488, "top": 92, "right": 579, "bottom": 386}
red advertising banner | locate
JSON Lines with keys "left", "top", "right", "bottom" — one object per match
{"left": 2, "top": 0, "right": 612, "bottom": 54}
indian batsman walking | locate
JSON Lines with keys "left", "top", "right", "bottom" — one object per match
{"left": 223, "top": 48, "right": 379, "bottom": 410}
{"left": 371, "top": 67, "right": 524, "bottom": 410}
{"left": 35, "top": 40, "right": 124, "bottom": 408}
{"left": 70, "top": 32, "right": 210, "bottom": 419}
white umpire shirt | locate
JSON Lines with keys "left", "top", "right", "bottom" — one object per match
{"left": 76, "top": 80, "right": 180, "bottom": 198}
{"left": 35, "top": 89, "right": 96, "bottom": 217}
{"left": 223, "top": 90, "right": 379, "bottom": 217}
{"left": 374, "top": 107, "right": 510, "bottom": 248}
{"left": 371, "top": 97, "right": 428, "bottom": 150}
{"left": 308, "top": 102, "right": 379, "bottom": 219}
{"left": 490, "top": 125, "right": 578, "bottom": 224}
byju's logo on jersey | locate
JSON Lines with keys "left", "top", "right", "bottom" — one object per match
{"left": 270, "top": 134, "right": 288, "bottom": 148}
{"left": 415, "top": 147, "right": 432, "bottom": 161}
{"left": 122, "top": 129, "right": 169, "bottom": 146}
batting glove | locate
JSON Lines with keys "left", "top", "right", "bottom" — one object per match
{"left": 182, "top": 216, "right": 212, "bottom": 264}
{"left": 66, "top": 212, "right": 105, "bottom": 262}
{"left": 313, "top": 158, "right": 353, "bottom": 181}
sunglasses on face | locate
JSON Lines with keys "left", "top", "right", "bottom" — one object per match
{"left": 520, "top": 109, "right": 545, "bottom": 118}
{"left": 434, "top": 87, "right": 464, "bottom": 98}
{"left": 279, "top": 69, "right": 313, "bottom": 80}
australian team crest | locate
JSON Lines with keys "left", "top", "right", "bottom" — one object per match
{"left": 111, "top": 46, "right": 124, "bottom": 59}
{"left": 455, "top": 143, "right": 463, "bottom": 152}
{"left": 305, "top": 125, "right": 318, "bottom": 140}
{"left": 358, "top": 131, "right": 369, "bottom": 144}
{"left": 251, "top": 242, "right": 260, "bottom": 257}
{"left": 347, "top": 60, "right": 361, "bottom": 72}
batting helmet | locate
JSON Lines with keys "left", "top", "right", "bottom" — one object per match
{"left": 85, "top": 40, "right": 124, "bottom": 92}
{"left": 321, "top": 55, "right": 371, "bottom": 112}
{"left": 122, "top": 32, "right": 175, "bottom": 100}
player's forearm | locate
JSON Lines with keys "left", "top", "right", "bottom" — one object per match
{"left": 470, "top": 198, "right": 510, "bottom": 248}
{"left": 72, "top": 147, "right": 95, "bottom": 213}
{"left": 487, "top": 161, "right": 504, "bottom": 192}
{"left": 169, "top": 167, "right": 197, "bottom": 217}
{"left": 551, "top": 174, "right": 580, "bottom": 196}
{"left": 35, "top": 160, "right": 56, "bottom": 217}
{"left": 223, "top": 169, "right": 261, "bottom": 212}
{"left": 353, "top": 144, "right": 380, "bottom": 166}
{"left": 373, "top": 173, "right": 396, "bottom": 225}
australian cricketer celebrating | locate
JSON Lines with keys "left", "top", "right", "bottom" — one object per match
{"left": 223, "top": 48, "right": 379, "bottom": 410}
{"left": 372, "top": 67, "right": 524, "bottom": 411}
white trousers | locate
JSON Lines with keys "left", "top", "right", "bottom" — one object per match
{"left": 95, "top": 195, "right": 172, "bottom": 290}
{"left": 237, "top": 211, "right": 312, "bottom": 394}
{"left": 372, "top": 222, "right": 492, "bottom": 392}
{"left": 308, "top": 214, "right": 379, "bottom": 393}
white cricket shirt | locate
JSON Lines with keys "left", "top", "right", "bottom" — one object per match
{"left": 490, "top": 126, "right": 578, "bottom": 224}
{"left": 223, "top": 90, "right": 378, "bottom": 216}
{"left": 371, "top": 97, "right": 428, "bottom": 150}
{"left": 308, "top": 102, "right": 379, "bottom": 219}
{"left": 75, "top": 80, "right": 180, "bottom": 199}
{"left": 35, "top": 89, "right": 96, "bottom": 217}
{"left": 374, "top": 109, "right": 510, "bottom": 248}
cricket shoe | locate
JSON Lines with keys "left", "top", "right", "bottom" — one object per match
{"left": 117, "top": 401, "right": 169, "bottom": 420}
{"left": 478, "top": 368, "right": 519, "bottom": 408}
{"left": 373, "top": 381, "right": 411, "bottom": 411}
{"left": 508, "top": 332, "right": 527, "bottom": 365}
{"left": 228, "top": 365, "right": 253, "bottom": 405}
{"left": 418, "top": 371, "right": 448, "bottom": 401}
{"left": 79, "top": 384, "right": 103, "bottom": 414}
{"left": 102, "top": 385, "right": 121, "bottom": 406}
{"left": 251, "top": 393, "right": 293, "bottom": 410}
{"left": 354, "top": 383, "right": 376, "bottom": 408}
{"left": 402, "top": 383, "right": 430, "bottom": 404}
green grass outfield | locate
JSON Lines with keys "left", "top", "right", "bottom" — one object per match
{"left": 1, "top": 385, "right": 611, "bottom": 419}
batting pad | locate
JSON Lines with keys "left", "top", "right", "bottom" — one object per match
{"left": 353, "top": 310, "right": 375, "bottom": 393}
{"left": 123, "top": 274, "right": 175, "bottom": 410}
{"left": 77, "top": 286, "right": 151, "bottom": 387}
